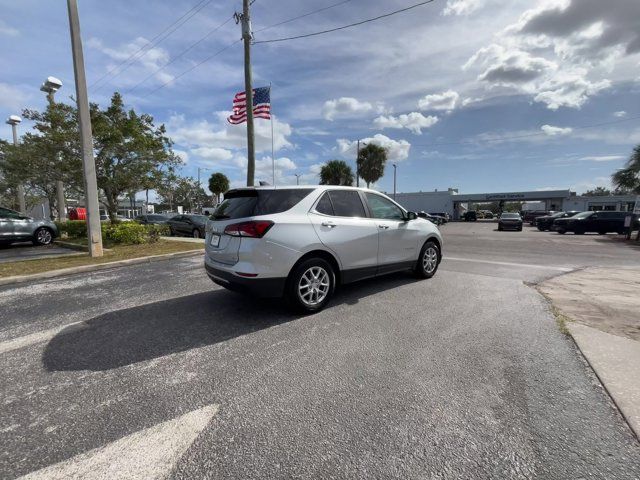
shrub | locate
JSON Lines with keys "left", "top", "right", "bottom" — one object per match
{"left": 55, "top": 220, "right": 169, "bottom": 245}
{"left": 55, "top": 220, "right": 87, "bottom": 239}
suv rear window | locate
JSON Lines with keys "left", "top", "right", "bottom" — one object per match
{"left": 212, "top": 189, "right": 313, "bottom": 220}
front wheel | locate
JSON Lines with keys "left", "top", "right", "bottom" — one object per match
{"left": 557, "top": 229, "right": 565, "bottom": 235}
{"left": 286, "top": 258, "right": 335, "bottom": 313}
{"left": 192, "top": 228, "right": 202, "bottom": 239}
{"left": 33, "top": 227, "right": 54, "bottom": 246}
{"left": 415, "top": 240, "right": 440, "bottom": 279}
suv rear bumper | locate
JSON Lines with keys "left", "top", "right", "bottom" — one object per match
{"left": 205, "top": 263, "right": 286, "bottom": 298}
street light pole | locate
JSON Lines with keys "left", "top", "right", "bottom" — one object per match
{"left": 294, "top": 173, "right": 301, "bottom": 185}
{"left": 6, "top": 115, "right": 26, "bottom": 214}
{"left": 67, "top": 0, "right": 103, "bottom": 257}
{"left": 40, "top": 76, "right": 66, "bottom": 221}
{"left": 393, "top": 163, "right": 397, "bottom": 200}
{"left": 356, "top": 140, "right": 360, "bottom": 188}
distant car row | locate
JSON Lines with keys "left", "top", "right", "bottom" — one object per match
{"left": 135, "top": 213, "right": 209, "bottom": 238}
{"left": 497, "top": 210, "right": 634, "bottom": 235}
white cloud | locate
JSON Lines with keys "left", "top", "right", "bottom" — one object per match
{"left": 577, "top": 155, "right": 625, "bottom": 162}
{"left": 88, "top": 37, "right": 173, "bottom": 84}
{"left": 534, "top": 71, "right": 610, "bottom": 110}
{"left": 541, "top": 124, "right": 572, "bottom": 136}
{"left": 443, "top": 0, "right": 484, "bottom": 16}
{"left": 373, "top": 112, "right": 438, "bottom": 135}
{"left": 0, "top": 83, "right": 28, "bottom": 111}
{"left": 322, "top": 97, "right": 373, "bottom": 120}
{"left": 173, "top": 149, "right": 189, "bottom": 164}
{"left": 167, "top": 113, "right": 293, "bottom": 155}
{"left": 418, "top": 90, "right": 460, "bottom": 111}
{"left": 613, "top": 111, "right": 627, "bottom": 118}
{"left": 0, "top": 20, "right": 19, "bottom": 36}
{"left": 191, "top": 147, "right": 233, "bottom": 163}
{"left": 336, "top": 134, "right": 411, "bottom": 162}
{"left": 233, "top": 155, "right": 298, "bottom": 185}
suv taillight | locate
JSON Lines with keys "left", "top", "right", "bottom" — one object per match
{"left": 224, "top": 220, "right": 274, "bottom": 238}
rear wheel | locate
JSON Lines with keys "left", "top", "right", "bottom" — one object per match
{"left": 598, "top": 230, "right": 607, "bottom": 235}
{"left": 286, "top": 258, "right": 335, "bottom": 313}
{"left": 192, "top": 228, "right": 202, "bottom": 238}
{"left": 575, "top": 229, "right": 585, "bottom": 235}
{"left": 33, "top": 227, "right": 54, "bottom": 246}
{"left": 415, "top": 240, "right": 440, "bottom": 279}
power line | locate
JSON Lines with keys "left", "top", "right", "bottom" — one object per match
{"left": 253, "top": 0, "right": 435, "bottom": 44}
{"left": 125, "top": 16, "right": 234, "bottom": 94}
{"left": 411, "top": 115, "right": 640, "bottom": 148}
{"left": 140, "top": 39, "right": 242, "bottom": 99}
{"left": 254, "top": 0, "right": 354, "bottom": 34}
{"left": 90, "top": 0, "right": 215, "bottom": 90}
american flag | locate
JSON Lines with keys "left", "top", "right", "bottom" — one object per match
{"left": 227, "top": 86, "right": 271, "bottom": 124}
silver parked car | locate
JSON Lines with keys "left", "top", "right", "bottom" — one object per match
{"left": 204, "top": 186, "right": 443, "bottom": 312}
{"left": 0, "top": 207, "right": 59, "bottom": 246}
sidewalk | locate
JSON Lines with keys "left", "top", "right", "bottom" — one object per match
{"left": 538, "top": 267, "right": 640, "bottom": 438}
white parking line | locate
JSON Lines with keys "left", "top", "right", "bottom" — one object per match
{"left": 19, "top": 404, "right": 219, "bottom": 480}
{"left": 444, "top": 256, "right": 573, "bottom": 272}
{"left": 0, "top": 322, "right": 85, "bottom": 355}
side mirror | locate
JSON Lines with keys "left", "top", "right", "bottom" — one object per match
{"left": 406, "top": 211, "right": 417, "bottom": 221}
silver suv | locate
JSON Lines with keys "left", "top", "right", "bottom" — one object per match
{"left": 205, "top": 186, "right": 443, "bottom": 312}
{"left": 0, "top": 207, "right": 58, "bottom": 247}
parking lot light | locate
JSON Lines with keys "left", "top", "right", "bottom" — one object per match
{"left": 6, "top": 115, "right": 26, "bottom": 214}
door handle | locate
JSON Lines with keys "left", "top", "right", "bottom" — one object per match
{"left": 321, "top": 221, "right": 336, "bottom": 228}
{"left": 378, "top": 224, "right": 390, "bottom": 229}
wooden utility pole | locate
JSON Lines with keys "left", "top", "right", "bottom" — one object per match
{"left": 241, "top": 0, "right": 255, "bottom": 186}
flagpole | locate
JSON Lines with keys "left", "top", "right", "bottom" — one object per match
{"left": 270, "top": 82, "right": 275, "bottom": 186}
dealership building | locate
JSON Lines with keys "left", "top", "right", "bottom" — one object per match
{"left": 394, "top": 189, "right": 638, "bottom": 220}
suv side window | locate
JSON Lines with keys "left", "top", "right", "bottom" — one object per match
{"left": 365, "top": 193, "right": 405, "bottom": 220}
{"left": 315, "top": 193, "right": 334, "bottom": 216}
{"left": 328, "top": 191, "right": 366, "bottom": 217}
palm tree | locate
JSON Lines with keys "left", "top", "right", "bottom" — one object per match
{"left": 357, "top": 144, "right": 387, "bottom": 188}
{"left": 612, "top": 145, "right": 640, "bottom": 194}
{"left": 208, "top": 172, "right": 230, "bottom": 204}
{"left": 319, "top": 160, "right": 354, "bottom": 186}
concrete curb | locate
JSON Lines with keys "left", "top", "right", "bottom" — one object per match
{"left": 0, "top": 249, "right": 204, "bottom": 287}
{"left": 567, "top": 323, "right": 640, "bottom": 441}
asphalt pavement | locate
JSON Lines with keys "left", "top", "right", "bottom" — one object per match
{"left": 0, "top": 242, "right": 79, "bottom": 264}
{"left": 1, "top": 222, "right": 639, "bottom": 479}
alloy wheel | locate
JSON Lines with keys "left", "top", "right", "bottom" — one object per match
{"left": 423, "top": 247, "right": 438, "bottom": 274}
{"left": 297, "top": 266, "right": 330, "bottom": 307}
{"left": 37, "top": 229, "right": 52, "bottom": 245}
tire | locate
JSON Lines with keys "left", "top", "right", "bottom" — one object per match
{"left": 33, "top": 227, "right": 54, "bottom": 246}
{"left": 415, "top": 240, "right": 441, "bottom": 279}
{"left": 575, "top": 229, "right": 585, "bottom": 235}
{"left": 598, "top": 231, "right": 607, "bottom": 235}
{"left": 557, "top": 229, "right": 565, "bottom": 234}
{"left": 192, "top": 228, "right": 202, "bottom": 239}
{"left": 286, "top": 258, "right": 335, "bottom": 313}
{"left": 169, "top": 226, "right": 176, "bottom": 236}
{"left": 518, "top": 227, "right": 523, "bottom": 231}
{"left": 498, "top": 226, "right": 503, "bottom": 231}
{"left": 537, "top": 226, "right": 544, "bottom": 231}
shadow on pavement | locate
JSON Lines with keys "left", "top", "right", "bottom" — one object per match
{"left": 43, "top": 271, "right": 422, "bottom": 372}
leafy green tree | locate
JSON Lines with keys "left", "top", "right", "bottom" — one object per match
{"left": 357, "top": 144, "right": 387, "bottom": 188}
{"left": 208, "top": 172, "right": 230, "bottom": 203}
{"left": 612, "top": 145, "right": 640, "bottom": 194}
{"left": 319, "top": 160, "right": 354, "bottom": 186}
{"left": 583, "top": 186, "right": 612, "bottom": 196}
{"left": 91, "top": 92, "right": 182, "bottom": 220}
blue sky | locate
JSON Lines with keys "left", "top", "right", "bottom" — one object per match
{"left": 1, "top": 0, "right": 639, "bottom": 196}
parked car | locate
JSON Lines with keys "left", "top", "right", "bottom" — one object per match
{"left": 553, "top": 211, "right": 627, "bottom": 235}
{"left": 0, "top": 207, "right": 58, "bottom": 246}
{"left": 205, "top": 186, "right": 443, "bottom": 312}
{"left": 498, "top": 212, "right": 523, "bottom": 231}
{"left": 167, "top": 214, "right": 209, "bottom": 238}
{"left": 462, "top": 211, "right": 477, "bottom": 222}
{"left": 479, "top": 210, "right": 494, "bottom": 219}
{"left": 429, "top": 212, "right": 449, "bottom": 223}
{"left": 417, "top": 211, "right": 444, "bottom": 226}
{"left": 523, "top": 210, "right": 553, "bottom": 226}
{"left": 536, "top": 211, "right": 580, "bottom": 231}
{"left": 135, "top": 213, "right": 172, "bottom": 225}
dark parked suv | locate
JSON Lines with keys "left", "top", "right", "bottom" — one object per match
{"left": 553, "top": 211, "right": 627, "bottom": 235}
{"left": 536, "top": 211, "right": 580, "bottom": 231}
